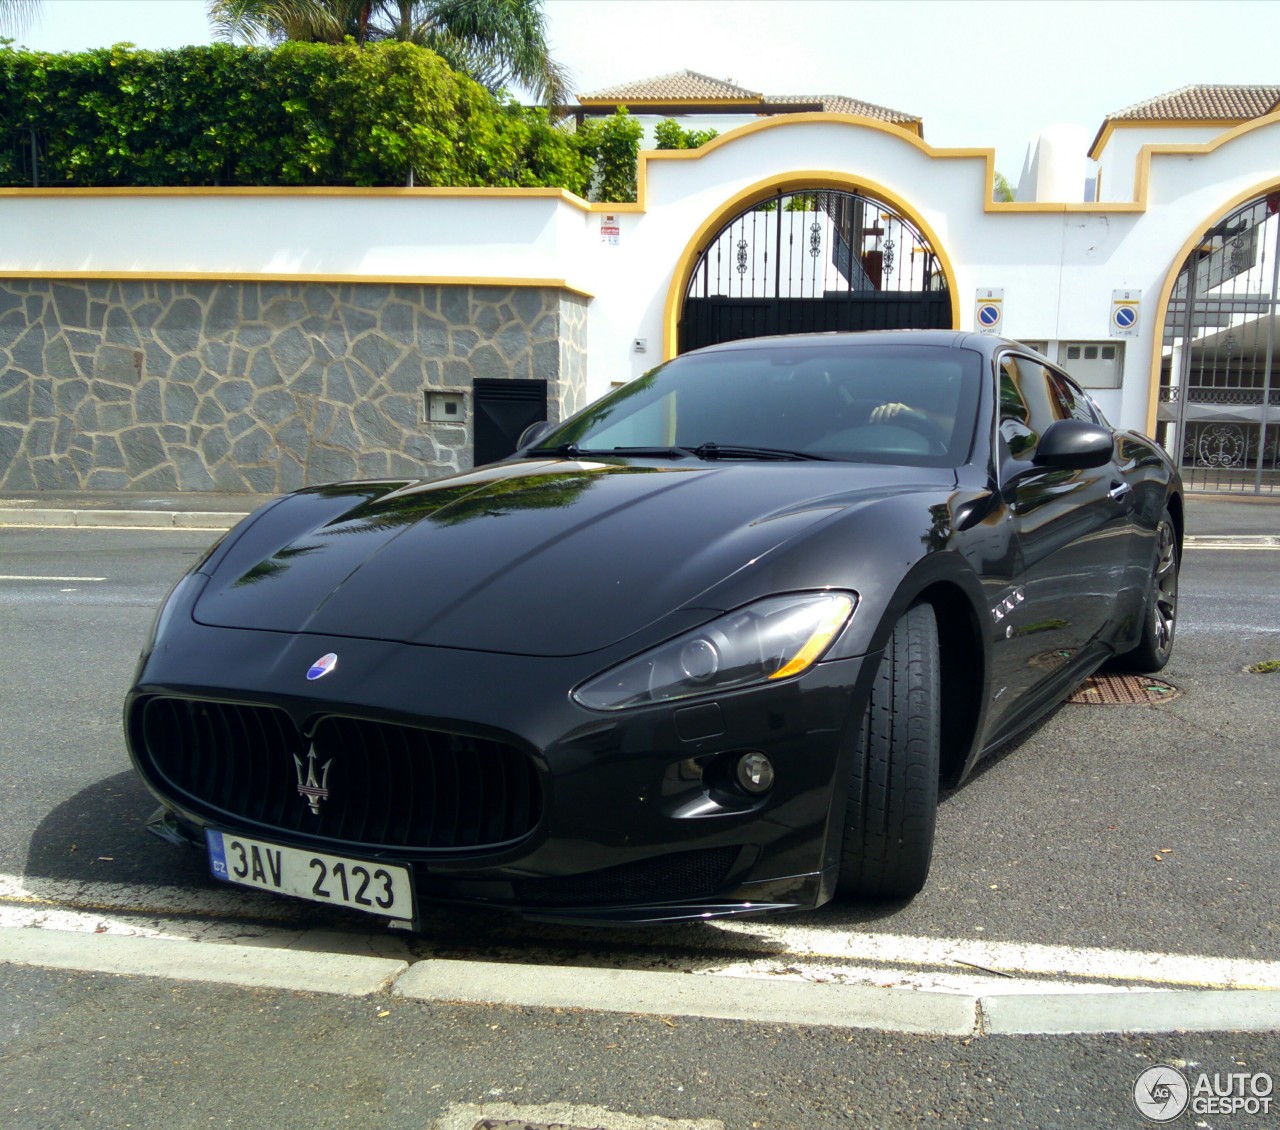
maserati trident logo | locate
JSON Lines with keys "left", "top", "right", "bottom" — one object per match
{"left": 306, "top": 652, "right": 338, "bottom": 681}
{"left": 293, "top": 746, "right": 332, "bottom": 815}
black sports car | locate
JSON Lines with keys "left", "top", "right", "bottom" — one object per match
{"left": 125, "top": 330, "right": 1182, "bottom": 926}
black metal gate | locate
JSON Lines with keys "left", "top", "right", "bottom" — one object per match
{"left": 1158, "top": 191, "right": 1279, "bottom": 494}
{"left": 678, "top": 189, "right": 951, "bottom": 353}
{"left": 472, "top": 379, "right": 547, "bottom": 467}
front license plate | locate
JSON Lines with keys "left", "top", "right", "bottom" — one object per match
{"left": 206, "top": 830, "right": 413, "bottom": 922}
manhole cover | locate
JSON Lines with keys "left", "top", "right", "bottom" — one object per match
{"left": 1067, "top": 673, "right": 1180, "bottom": 705}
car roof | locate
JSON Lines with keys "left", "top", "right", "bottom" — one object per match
{"left": 685, "top": 329, "right": 1010, "bottom": 359}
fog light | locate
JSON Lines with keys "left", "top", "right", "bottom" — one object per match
{"left": 736, "top": 752, "right": 775, "bottom": 794}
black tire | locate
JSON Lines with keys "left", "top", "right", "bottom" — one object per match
{"left": 837, "top": 602, "right": 940, "bottom": 900}
{"left": 1112, "top": 507, "right": 1179, "bottom": 673}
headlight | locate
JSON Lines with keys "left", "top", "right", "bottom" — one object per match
{"left": 573, "top": 591, "right": 856, "bottom": 711}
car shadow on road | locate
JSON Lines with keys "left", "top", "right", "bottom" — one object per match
{"left": 17, "top": 718, "right": 1045, "bottom": 964}
{"left": 22, "top": 769, "right": 210, "bottom": 892}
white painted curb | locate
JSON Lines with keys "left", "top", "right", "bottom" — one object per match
{"left": 1184, "top": 534, "right": 1280, "bottom": 548}
{"left": 0, "top": 926, "right": 407, "bottom": 996}
{"left": 0, "top": 509, "right": 246, "bottom": 530}
{"left": 981, "top": 988, "right": 1280, "bottom": 1035}
{"left": 394, "top": 957, "right": 977, "bottom": 1035}
{"left": 3, "top": 927, "right": 1280, "bottom": 1035}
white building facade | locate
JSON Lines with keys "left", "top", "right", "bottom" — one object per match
{"left": 1, "top": 91, "right": 1277, "bottom": 494}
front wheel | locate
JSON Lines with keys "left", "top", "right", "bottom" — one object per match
{"left": 837, "top": 602, "right": 940, "bottom": 900}
{"left": 1112, "top": 507, "right": 1179, "bottom": 673}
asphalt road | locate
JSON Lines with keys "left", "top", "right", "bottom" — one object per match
{"left": 2, "top": 962, "right": 1279, "bottom": 1130}
{"left": 1, "top": 527, "right": 1277, "bottom": 966}
{"left": 3, "top": 526, "right": 1280, "bottom": 1130}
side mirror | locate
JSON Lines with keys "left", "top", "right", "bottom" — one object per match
{"left": 516, "top": 420, "right": 553, "bottom": 451}
{"left": 1033, "top": 420, "right": 1113, "bottom": 470}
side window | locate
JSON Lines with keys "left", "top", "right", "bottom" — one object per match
{"left": 1046, "top": 369, "right": 1100, "bottom": 424}
{"left": 1000, "top": 355, "right": 1076, "bottom": 463}
{"left": 998, "top": 357, "right": 1039, "bottom": 460}
{"left": 1014, "top": 357, "right": 1070, "bottom": 426}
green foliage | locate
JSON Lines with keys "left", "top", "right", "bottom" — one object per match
{"left": 652, "top": 118, "right": 717, "bottom": 151}
{"left": 0, "top": 41, "right": 603, "bottom": 192}
{"left": 575, "top": 106, "right": 642, "bottom": 203}
{"left": 784, "top": 192, "right": 818, "bottom": 212}
{"left": 993, "top": 171, "right": 1015, "bottom": 202}
{"left": 210, "top": 0, "right": 570, "bottom": 106}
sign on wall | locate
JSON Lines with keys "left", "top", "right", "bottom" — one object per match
{"left": 974, "top": 288, "right": 1004, "bottom": 335}
{"left": 600, "top": 214, "right": 620, "bottom": 245}
{"left": 1110, "top": 289, "right": 1141, "bottom": 338}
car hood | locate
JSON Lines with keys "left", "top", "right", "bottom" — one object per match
{"left": 194, "top": 458, "right": 953, "bottom": 656}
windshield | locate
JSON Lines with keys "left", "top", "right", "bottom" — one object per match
{"left": 534, "top": 341, "right": 982, "bottom": 467}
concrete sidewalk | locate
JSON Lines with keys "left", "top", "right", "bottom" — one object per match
{"left": 0, "top": 487, "right": 1276, "bottom": 539}
{"left": 0, "top": 488, "right": 270, "bottom": 529}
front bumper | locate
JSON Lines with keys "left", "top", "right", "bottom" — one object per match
{"left": 127, "top": 618, "right": 872, "bottom": 926}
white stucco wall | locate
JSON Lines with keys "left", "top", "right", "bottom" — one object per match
{"left": 573, "top": 114, "right": 1279, "bottom": 433}
{"left": 4, "top": 111, "right": 1279, "bottom": 438}
{"left": 0, "top": 190, "right": 594, "bottom": 284}
{"left": 1094, "top": 124, "right": 1230, "bottom": 202}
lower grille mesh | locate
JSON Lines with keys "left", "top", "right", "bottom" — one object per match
{"left": 133, "top": 697, "right": 541, "bottom": 851}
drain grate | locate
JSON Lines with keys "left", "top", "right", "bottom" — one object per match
{"left": 474, "top": 1123, "right": 603, "bottom": 1130}
{"left": 1067, "top": 673, "right": 1180, "bottom": 705}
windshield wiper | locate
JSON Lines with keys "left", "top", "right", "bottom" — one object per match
{"left": 526, "top": 444, "right": 697, "bottom": 459}
{"left": 525, "top": 442, "right": 829, "bottom": 462}
{"left": 691, "top": 442, "right": 831, "bottom": 462}
{"left": 603, "top": 446, "right": 698, "bottom": 458}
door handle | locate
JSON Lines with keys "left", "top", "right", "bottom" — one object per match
{"left": 1108, "top": 481, "right": 1132, "bottom": 502}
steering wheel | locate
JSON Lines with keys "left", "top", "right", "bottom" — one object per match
{"left": 868, "top": 405, "right": 948, "bottom": 455}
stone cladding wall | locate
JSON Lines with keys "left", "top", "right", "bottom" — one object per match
{"left": 0, "top": 279, "right": 588, "bottom": 492}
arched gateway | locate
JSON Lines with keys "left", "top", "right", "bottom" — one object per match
{"left": 677, "top": 186, "right": 952, "bottom": 353}
{"left": 1158, "top": 189, "right": 1280, "bottom": 494}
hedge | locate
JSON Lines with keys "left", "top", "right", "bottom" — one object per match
{"left": 0, "top": 41, "right": 612, "bottom": 194}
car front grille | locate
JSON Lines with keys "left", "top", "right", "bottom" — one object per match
{"left": 131, "top": 696, "right": 541, "bottom": 851}
{"left": 514, "top": 846, "right": 740, "bottom": 906}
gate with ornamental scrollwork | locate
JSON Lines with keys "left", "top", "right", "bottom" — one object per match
{"left": 677, "top": 188, "right": 951, "bottom": 354}
{"left": 1158, "top": 191, "right": 1280, "bottom": 494}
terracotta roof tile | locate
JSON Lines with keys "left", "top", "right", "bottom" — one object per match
{"left": 577, "top": 71, "right": 920, "bottom": 126}
{"left": 580, "top": 71, "right": 762, "bottom": 102}
{"left": 1108, "top": 83, "right": 1280, "bottom": 122}
{"left": 766, "top": 93, "right": 919, "bottom": 125}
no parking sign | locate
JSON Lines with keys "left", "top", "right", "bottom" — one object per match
{"left": 1111, "top": 289, "right": 1140, "bottom": 338}
{"left": 974, "top": 288, "right": 1004, "bottom": 335}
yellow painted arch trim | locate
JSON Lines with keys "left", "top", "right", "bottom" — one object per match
{"left": 643, "top": 112, "right": 945, "bottom": 162}
{"left": 662, "top": 170, "right": 962, "bottom": 360}
{"left": 0, "top": 109, "right": 1275, "bottom": 221}
{"left": 1096, "top": 110, "right": 1280, "bottom": 217}
{"left": 1089, "top": 117, "right": 1258, "bottom": 162}
{"left": 1145, "top": 175, "right": 1280, "bottom": 435}
{"left": 638, "top": 113, "right": 976, "bottom": 212}
{"left": 0, "top": 269, "right": 594, "bottom": 298}
{"left": 630, "top": 112, "right": 1111, "bottom": 216}
{"left": 0, "top": 185, "right": 595, "bottom": 207}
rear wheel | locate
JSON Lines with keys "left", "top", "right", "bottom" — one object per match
{"left": 1112, "top": 507, "right": 1179, "bottom": 673}
{"left": 837, "top": 602, "right": 940, "bottom": 900}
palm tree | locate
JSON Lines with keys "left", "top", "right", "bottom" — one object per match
{"left": 207, "top": 0, "right": 570, "bottom": 105}
{"left": 0, "top": 0, "right": 42, "bottom": 37}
